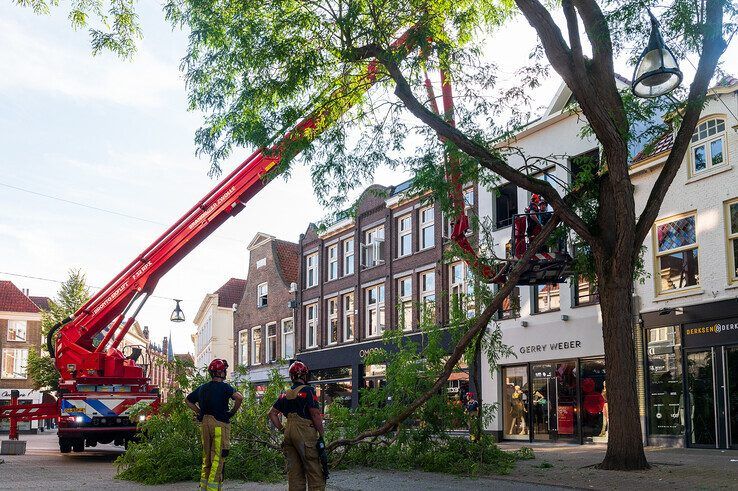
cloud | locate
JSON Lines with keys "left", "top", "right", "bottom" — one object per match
{"left": 0, "top": 16, "right": 181, "bottom": 108}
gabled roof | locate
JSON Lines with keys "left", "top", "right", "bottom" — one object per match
{"left": 29, "top": 296, "right": 51, "bottom": 311}
{"left": 248, "top": 233, "right": 276, "bottom": 251}
{"left": 0, "top": 280, "right": 40, "bottom": 313}
{"left": 274, "top": 239, "right": 300, "bottom": 285}
{"left": 215, "top": 277, "right": 247, "bottom": 309}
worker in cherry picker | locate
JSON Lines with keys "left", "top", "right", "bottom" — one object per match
{"left": 268, "top": 360, "right": 328, "bottom": 491}
{"left": 186, "top": 359, "right": 244, "bottom": 491}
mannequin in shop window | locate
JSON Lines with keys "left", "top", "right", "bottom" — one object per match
{"left": 532, "top": 388, "right": 548, "bottom": 433}
{"left": 509, "top": 385, "right": 528, "bottom": 435}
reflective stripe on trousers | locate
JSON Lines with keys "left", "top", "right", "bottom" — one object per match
{"left": 199, "top": 415, "right": 230, "bottom": 491}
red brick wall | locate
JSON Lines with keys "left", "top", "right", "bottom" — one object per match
{"left": 0, "top": 317, "right": 42, "bottom": 390}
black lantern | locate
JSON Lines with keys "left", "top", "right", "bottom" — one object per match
{"left": 631, "top": 11, "right": 683, "bottom": 98}
{"left": 170, "top": 299, "right": 185, "bottom": 323}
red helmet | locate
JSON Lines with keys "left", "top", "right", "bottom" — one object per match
{"left": 208, "top": 359, "right": 229, "bottom": 378}
{"left": 288, "top": 361, "right": 309, "bottom": 381}
{"left": 530, "top": 194, "right": 542, "bottom": 204}
{"left": 466, "top": 392, "right": 475, "bottom": 398}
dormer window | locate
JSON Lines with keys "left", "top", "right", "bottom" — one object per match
{"left": 690, "top": 117, "right": 726, "bottom": 176}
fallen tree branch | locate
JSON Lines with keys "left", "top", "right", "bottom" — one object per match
{"left": 326, "top": 213, "right": 561, "bottom": 453}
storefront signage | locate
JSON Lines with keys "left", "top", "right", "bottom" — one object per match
{"left": 518, "top": 340, "right": 582, "bottom": 355}
{"left": 683, "top": 317, "right": 738, "bottom": 348}
{"left": 359, "top": 347, "right": 382, "bottom": 359}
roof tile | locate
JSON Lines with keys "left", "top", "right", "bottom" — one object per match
{"left": 0, "top": 280, "right": 41, "bottom": 313}
{"left": 215, "top": 278, "right": 247, "bottom": 309}
{"left": 632, "top": 131, "right": 674, "bottom": 165}
{"left": 274, "top": 240, "right": 300, "bottom": 285}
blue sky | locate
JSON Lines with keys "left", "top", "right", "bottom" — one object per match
{"left": 1, "top": 3, "right": 735, "bottom": 353}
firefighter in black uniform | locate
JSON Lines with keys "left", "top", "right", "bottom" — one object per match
{"left": 268, "top": 361, "right": 326, "bottom": 491}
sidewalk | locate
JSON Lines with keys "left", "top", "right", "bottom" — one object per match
{"left": 496, "top": 441, "right": 738, "bottom": 490}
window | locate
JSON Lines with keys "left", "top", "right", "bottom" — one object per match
{"left": 419, "top": 271, "right": 436, "bottom": 324}
{"left": 497, "top": 286, "right": 520, "bottom": 319}
{"left": 327, "top": 244, "right": 338, "bottom": 280}
{"left": 533, "top": 283, "right": 560, "bottom": 313}
{"left": 397, "top": 277, "right": 413, "bottom": 331}
{"left": 281, "top": 318, "right": 295, "bottom": 360}
{"left": 257, "top": 282, "right": 268, "bottom": 308}
{"left": 327, "top": 298, "right": 338, "bottom": 344}
{"left": 306, "top": 304, "right": 318, "bottom": 348}
{"left": 251, "top": 327, "right": 262, "bottom": 365}
{"left": 365, "top": 284, "right": 386, "bottom": 337}
{"left": 306, "top": 253, "right": 319, "bottom": 288}
{"left": 420, "top": 207, "right": 435, "bottom": 249}
{"left": 449, "top": 261, "right": 475, "bottom": 318}
{"left": 2, "top": 348, "right": 28, "bottom": 379}
{"left": 343, "top": 293, "right": 355, "bottom": 341}
{"left": 446, "top": 188, "right": 475, "bottom": 237}
{"left": 362, "top": 226, "right": 385, "bottom": 268}
{"left": 266, "top": 323, "right": 277, "bottom": 363}
{"left": 494, "top": 182, "right": 518, "bottom": 229}
{"left": 397, "top": 215, "right": 412, "bottom": 257}
{"left": 727, "top": 199, "right": 738, "bottom": 284}
{"left": 690, "top": 118, "right": 726, "bottom": 175}
{"left": 343, "top": 239, "right": 355, "bottom": 276}
{"left": 574, "top": 276, "right": 599, "bottom": 306}
{"left": 654, "top": 213, "right": 699, "bottom": 294}
{"left": 569, "top": 149, "right": 599, "bottom": 186}
{"left": 7, "top": 320, "right": 27, "bottom": 342}
{"left": 238, "top": 329, "right": 249, "bottom": 365}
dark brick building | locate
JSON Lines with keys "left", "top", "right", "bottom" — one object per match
{"left": 296, "top": 180, "right": 477, "bottom": 409}
{"left": 233, "top": 233, "right": 299, "bottom": 389}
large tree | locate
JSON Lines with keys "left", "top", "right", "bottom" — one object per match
{"left": 17, "top": 0, "right": 735, "bottom": 471}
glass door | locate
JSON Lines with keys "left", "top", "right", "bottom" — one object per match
{"left": 686, "top": 349, "right": 717, "bottom": 447}
{"left": 530, "top": 363, "right": 554, "bottom": 440}
{"left": 530, "top": 361, "right": 580, "bottom": 442}
{"left": 554, "top": 361, "right": 580, "bottom": 442}
{"left": 726, "top": 346, "right": 738, "bottom": 449}
{"left": 502, "top": 366, "right": 529, "bottom": 440}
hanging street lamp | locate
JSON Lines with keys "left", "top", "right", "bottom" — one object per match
{"left": 170, "top": 299, "right": 186, "bottom": 322}
{"left": 632, "top": 10, "right": 683, "bottom": 98}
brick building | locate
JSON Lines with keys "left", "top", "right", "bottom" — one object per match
{"left": 0, "top": 280, "right": 50, "bottom": 432}
{"left": 296, "top": 180, "right": 477, "bottom": 410}
{"left": 234, "top": 233, "right": 299, "bottom": 392}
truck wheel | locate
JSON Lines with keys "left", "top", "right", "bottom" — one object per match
{"left": 72, "top": 439, "right": 84, "bottom": 452}
{"left": 59, "top": 438, "right": 72, "bottom": 453}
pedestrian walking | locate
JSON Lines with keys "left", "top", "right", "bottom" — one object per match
{"left": 186, "top": 359, "right": 243, "bottom": 491}
{"left": 268, "top": 361, "right": 327, "bottom": 491}
{"left": 465, "top": 392, "right": 480, "bottom": 441}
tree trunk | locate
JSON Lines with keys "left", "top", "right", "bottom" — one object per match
{"left": 597, "top": 263, "right": 649, "bottom": 470}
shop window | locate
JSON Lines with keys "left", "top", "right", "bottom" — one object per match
{"left": 727, "top": 199, "right": 738, "bottom": 284}
{"left": 580, "top": 359, "right": 608, "bottom": 442}
{"left": 327, "top": 244, "right": 338, "bottom": 280}
{"left": 690, "top": 117, "right": 726, "bottom": 175}
{"left": 343, "top": 293, "right": 355, "bottom": 341}
{"left": 419, "top": 206, "right": 435, "bottom": 249}
{"left": 502, "top": 366, "right": 529, "bottom": 440}
{"left": 397, "top": 214, "right": 412, "bottom": 258}
{"left": 306, "top": 253, "right": 319, "bottom": 288}
{"left": 532, "top": 283, "right": 560, "bottom": 313}
{"left": 364, "top": 364, "right": 386, "bottom": 389}
{"left": 238, "top": 329, "right": 249, "bottom": 365}
{"left": 2, "top": 348, "right": 29, "bottom": 379}
{"left": 306, "top": 304, "right": 318, "bottom": 348}
{"left": 257, "top": 282, "right": 268, "bottom": 308}
{"left": 494, "top": 182, "right": 518, "bottom": 229}
{"left": 654, "top": 213, "right": 699, "bottom": 294}
{"left": 365, "top": 284, "right": 385, "bottom": 337}
{"left": 251, "top": 327, "right": 262, "bottom": 365}
{"left": 343, "top": 238, "right": 355, "bottom": 276}
{"left": 327, "top": 297, "right": 338, "bottom": 345}
{"left": 362, "top": 226, "right": 385, "bottom": 268}
{"left": 397, "top": 276, "right": 413, "bottom": 331}
{"left": 646, "top": 326, "right": 684, "bottom": 436}
{"left": 7, "top": 320, "right": 27, "bottom": 342}
{"left": 266, "top": 323, "right": 277, "bottom": 363}
{"left": 281, "top": 318, "right": 294, "bottom": 360}
{"left": 419, "top": 270, "right": 436, "bottom": 325}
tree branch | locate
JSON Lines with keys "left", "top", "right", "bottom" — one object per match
{"left": 514, "top": 0, "right": 575, "bottom": 81}
{"left": 634, "top": 0, "right": 727, "bottom": 246}
{"left": 327, "top": 214, "right": 562, "bottom": 453}
{"left": 562, "top": 0, "right": 587, "bottom": 78}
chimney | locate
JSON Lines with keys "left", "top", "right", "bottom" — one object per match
{"left": 23, "top": 288, "right": 30, "bottom": 296}
{"left": 143, "top": 326, "right": 150, "bottom": 340}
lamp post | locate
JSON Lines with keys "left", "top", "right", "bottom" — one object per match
{"left": 170, "top": 299, "right": 185, "bottom": 323}
{"left": 631, "top": 10, "right": 683, "bottom": 98}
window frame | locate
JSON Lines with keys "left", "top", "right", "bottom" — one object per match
{"left": 493, "top": 182, "right": 518, "bottom": 230}
{"left": 419, "top": 206, "right": 435, "bottom": 250}
{"left": 238, "top": 328, "right": 249, "bottom": 365}
{"left": 689, "top": 116, "right": 727, "bottom": 177}
{"left": 257, "top": 282, "right": 268, "bottom": 308}
{"left": 419, "top": 270, "right": 436, "bottom": 324}
{"left": 449, "top": 261, "right": 475, "bottom": 318}
{"left": 251, "top": 326, "right": 262, "bottom": 365}
{"left": 306, "top": 253, "right": 319, "bottom": 288}
{"left": 652, "top": 211, "right": 700, "bottom": 296}
{"left": 327, "top": 244, "right": 338, "bottom": 281}
{"left": 281, "top": 318, "right": 295, "bottom": 360}
{"left": 6, "top": 320, "right": 27, "bottom": 342}
{"left": 306, "top": 303, "right": 318, "bottom": 348}
{"left": 266, "top": 322, "right": 277, "bottom": 363}
{"left": 343, "top": 293, "right": 355, "bottom": 341}
{"left": 1, "top": 348, "right": 29, "bottom": 379}
{"left": 343, "top": 239, "right": 355, "bottom": 276}
{"left": 397, "top": 214, "right": 413, "bottom": 258}
{"left": 725, "top": 198, "right": 738, "bottom": 285}
{"left": 327, "top": 297, "right": 339, "bottom": 345}
{"left": 365, "top": 284, "right": 386, "bottom": 338}
{"left": 362, "top": 225, "right": 385, "bottom": 268}
{"left": 531, "top": 283, "right": 561, "bottom": 314}
{"left": 397, "top": 276, "right": 413, "bottom": 331}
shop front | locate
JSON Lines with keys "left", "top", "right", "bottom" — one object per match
{"left": 642, "top": 299, "right": 738, "bottom": 449}
{"left": 0, "top": 388, "right": 44, "bottom": 433}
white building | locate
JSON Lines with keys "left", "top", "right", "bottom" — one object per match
{"left": 192, "top": 278, "right": 245, "bottom": 370}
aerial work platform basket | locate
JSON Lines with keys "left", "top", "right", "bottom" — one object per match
{"left": 507, "top": 212, "right": 574, "bottom": 285}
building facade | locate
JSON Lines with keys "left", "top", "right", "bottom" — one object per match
{"left": 296, "top": 181, "right": 477, "bottom": 411}
{"left": 193, "top": 278, "right": 245, "bottom": 370}
{"left": 632, "top": 77, "right": 738, "bottom": 449}
{"left": 233, "top": 233, "right": 299, "bottom": 393}
{"left": 0, "top": 280, "right": 50, "bottom": 433}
